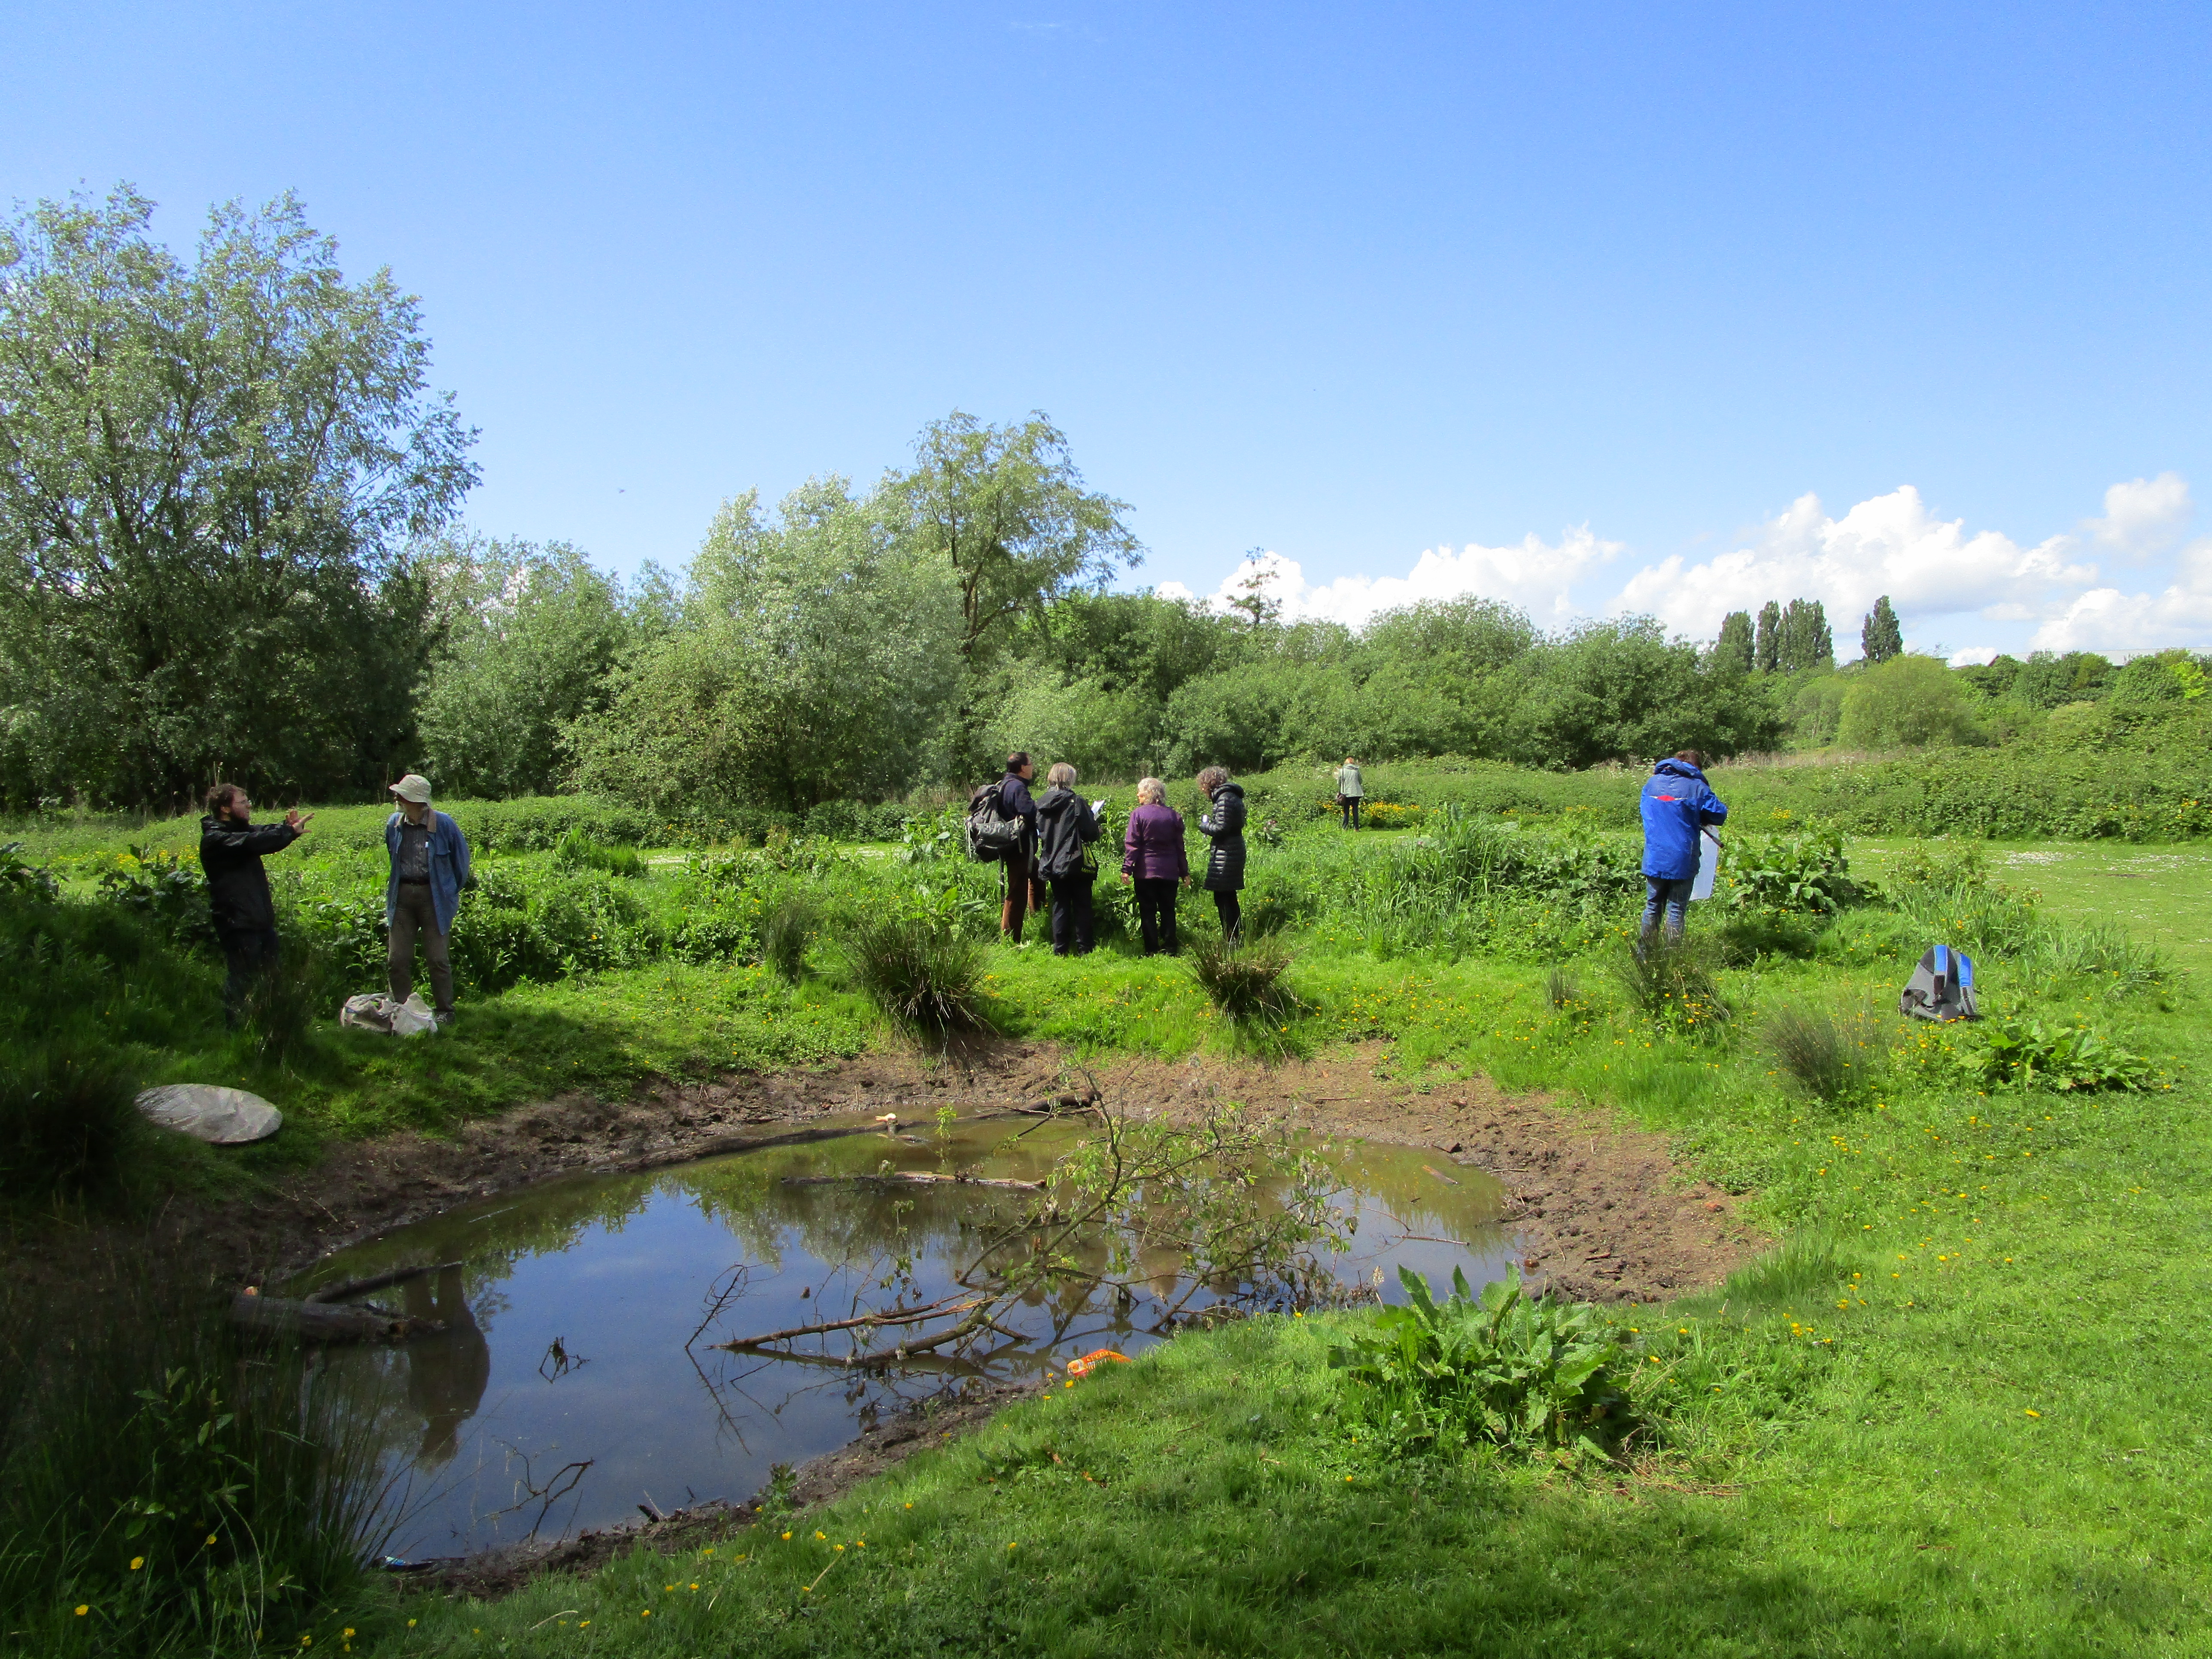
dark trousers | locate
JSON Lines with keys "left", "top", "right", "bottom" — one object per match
{"left": 1641, "top": 876, "right": 1695, "bottom": 943}
{"left": 389, "top": 881, "right": 456, "bottom": 1015}
{"left": 1000, "top": 847, "right": 1048, "bottom": 942}
{"left": 1213, "top": 889, "right": 1242, "bottom": 945}
{"left": 1133, "top": 878, "right": 1179, "bottom": 955}
{"left": 215, "top": 923, "right": 280, "bottom": 1027}
{"left": 1048, "top": 875, "right": 1095, "bottom": 956}
{"left": 1339, "top": 795, "right": 1361, "bottom": 829}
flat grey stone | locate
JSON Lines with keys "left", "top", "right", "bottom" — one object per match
{"left": 135, "top": 1084, "right": 284, "bottom": 1145}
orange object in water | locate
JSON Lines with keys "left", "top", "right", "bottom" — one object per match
{"left": 1064, "top": 1349, "right": 1131, "bottom": 1379}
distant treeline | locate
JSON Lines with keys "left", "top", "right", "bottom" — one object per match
{"left": 3, "top": 188, "right": 2206, "bottom": 816}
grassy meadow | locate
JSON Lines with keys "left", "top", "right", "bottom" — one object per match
{"left": 2, "top": 765, "right": 2208, "bottom": 1655}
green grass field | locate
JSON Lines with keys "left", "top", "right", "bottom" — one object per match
{"left": 12, "top": 802, "right": 2210, "bottom": 1656}
{"left": 241, "top": 845, "right": 2197, "bottom": 1659}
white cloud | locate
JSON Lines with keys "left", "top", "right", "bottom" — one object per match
{"left": 1158, "top": 475, "right": 2212, "bottom": 659}
{"left": 1164, "top": 529, "right": 1620, "bottom": 629}
{"left": 2086, "top": 472, "right": 2192, "bottom": 560}
{"left": 1948, "top": 646, "right": 2000, "bottom": 667}
{"left": 1609, "top": 486, "right": 2097, "bottom": 655}
{"left": 2028, "top": 535, "right": 2212, "bottom": 653}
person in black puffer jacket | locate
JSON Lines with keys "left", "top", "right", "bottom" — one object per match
{"left": 1195, "top": 766, "right": 1247, "bottom": 944}
{"left": 198, "top": 782, "right": 314, "bottom": 1026}
{"left": 1033, "top": 762, "right": 1102, "bottom": 956}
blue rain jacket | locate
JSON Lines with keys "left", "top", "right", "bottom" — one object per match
{"left": 1639, "top": 758, "right": 1728, "bottom": 880}
{"left": 385, "top": 809, "right": 473, "bottom": 935}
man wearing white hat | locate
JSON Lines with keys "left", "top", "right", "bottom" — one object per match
{"left": 385, "top": 773, "right": 471, "bottom": 1024}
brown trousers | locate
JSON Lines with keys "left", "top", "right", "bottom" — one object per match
{"left": 388, "top": 881, "right": 456, "bottom": 1015}
{"left": 1000, "top": 847, "right": 1049, "bottom": 942}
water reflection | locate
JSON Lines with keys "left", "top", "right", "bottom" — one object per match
{"left": 306, "top": 1118, "right": 1515, "bottom": 1558}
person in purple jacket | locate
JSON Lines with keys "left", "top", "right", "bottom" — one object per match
{"left": 1119, "top": 776, "right": 1191, "bottom": 955}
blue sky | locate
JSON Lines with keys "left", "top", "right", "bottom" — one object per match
{"left": 6, "top": 2, "right": 2209, "bottom": 658}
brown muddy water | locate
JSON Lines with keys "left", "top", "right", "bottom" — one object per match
{"left": 300, "top": 1116, "right": 1514, "bottom": 1559}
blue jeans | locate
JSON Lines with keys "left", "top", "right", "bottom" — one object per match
{"left": 1641, "top": 876, "right": 1694, "bottom": 942}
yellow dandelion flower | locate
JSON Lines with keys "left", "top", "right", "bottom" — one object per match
{"left": 129, "top": 1557, "right": 144, "bottom": 1571}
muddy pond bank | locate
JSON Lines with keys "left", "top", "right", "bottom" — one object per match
{"left": 50, "top": 1039, "right": 1759, "bottom": 1303}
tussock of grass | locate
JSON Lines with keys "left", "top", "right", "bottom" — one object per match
{"left": 1186, "top": 933, "right": 1297, "bottom": 1024}
{"left": 1764, "top": 1002, "right": 1887, "bottom": 1103}
{"left": 844, "top": 918, "right": 992, "bottom": 1033}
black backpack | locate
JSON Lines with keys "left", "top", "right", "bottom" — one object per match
{"left": 1899, "top": 945, "right": 1979, "bottom": 1022}
{"left": 965, "top": 781, "right": 1023, "bottom": 863}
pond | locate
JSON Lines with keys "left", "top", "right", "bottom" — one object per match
{"left": 303, "top": 1113, "right": 1516, "bottom": 1559}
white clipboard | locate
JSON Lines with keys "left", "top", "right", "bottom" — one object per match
{"left": 1689, "top": 830, "right": 1721, "bottom": 901}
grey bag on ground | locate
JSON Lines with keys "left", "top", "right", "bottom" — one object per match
{"left": 1899, "top": 945, "right": 1978, "bottom": 1022}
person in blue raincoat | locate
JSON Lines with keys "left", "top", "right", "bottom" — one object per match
{"left": 384, "top": 773, "right": 471, "bottom": 1024}
{"left": 1638, "top": 749, "right": 1727, "bottom": 944}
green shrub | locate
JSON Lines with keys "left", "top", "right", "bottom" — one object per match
{"left": 1890, "top": 876, "right": 2042, "bottom": 957}
{"left": 93, "top": 848, "right": 211, "bottom": 950}
{"left": 1957, "top": 1016, "right": 2157, "bottom": 1092}
{"left": 760, "top": 896, "right": 818, "bottom": 982}
{"left": 1725, "top": 829, "right": 1859, "bottom": 914}
{"left": 1328, "top": 1265, "right": 1631, "bottom": 1456}
{"left": 1765, "top": 1003, "right": 1887, "bottom": 1102}
{"left": 845, "top": 916, "right": 992, "bottom": 1032}
{"left": 1186, "top": 934, "right": 1298, "bottom": 1023}
{"left": 0, "top": 1043, "right": 143, "bottom": 1205}
{"left": 0, "top": 843, "right": 58, "bottom": 902}
{"left": 549, "top": 826, "right": 644, "bottom": 878}
{"left": 1610, "top": 936, "right": 1732, "bottom": 1031}
{"left": 2021, "top": 924, "right": 2167, "bottom": 1000}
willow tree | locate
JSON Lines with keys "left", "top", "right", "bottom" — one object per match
{"left": 0, "top": 185, "right": 476, "bottom": 808}
{"left": 890, "top": 411, "right": 1141, "bottom": 774}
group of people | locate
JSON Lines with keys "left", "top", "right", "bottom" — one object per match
{"left": 195, "top": 744, "right": 1726, "bottom": 1025}
{"left": 983, "top": 753, "right": 1247, "bottom": 956}
{"left": 199, "top": 771, "right": 470, "bottom": 1027}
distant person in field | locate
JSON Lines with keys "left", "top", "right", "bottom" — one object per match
{"left": 385, "top": 773, "right": 471, "bottom": 1025}
{"left": 198, "top": 784, "right": 313, "bottom": 1027}
{"left": 994, "top": 751, "right": 1048, "bottom": 946}
{"left": 1335, "top": 756, "right": 1365, "bottom": 829}
{"left": 1120, "top": 776, "right": 1190, "bottom": 955}
{"left": 1033, "top": 761, "right": 1102, "bottom": 956}
{"left": 1195, "top": 765, "right": 1248, "bottom": 945}
{"left": 1639, "top": 748, "right": 1727, "bottom": 945}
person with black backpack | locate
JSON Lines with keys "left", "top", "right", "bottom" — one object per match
{"left": 991, "top": 752, "right": 1047, "bottom": 945}
{"left": 1033, "top": 762, "right": 1102, "bottom": 956}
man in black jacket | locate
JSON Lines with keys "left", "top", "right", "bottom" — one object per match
{"left": 996, "top": 752, "right": 1047, "bottom": 945}
{"left": 198, "top": 784, "right": 313, "bottom": 1026}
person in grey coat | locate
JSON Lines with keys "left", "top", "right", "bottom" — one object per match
{"left": 1195, "top": 765, "right": 1247, "bottom": 944}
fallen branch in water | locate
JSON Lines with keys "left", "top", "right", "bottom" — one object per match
{"left": 779, "top": 1172, "right": 1047, "bottom": 1192}
{"left": 714, "top": 1292, "right": 983, "bottom": 1352}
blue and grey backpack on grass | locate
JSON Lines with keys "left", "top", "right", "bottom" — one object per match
{"left": 965, "top": 781, "right": 1023, "bottom": 863}
{"left": 1899, "top": 945, "right": 1978, "bottom": 1022}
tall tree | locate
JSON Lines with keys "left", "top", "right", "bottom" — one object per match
{"left": 891, "top": 410, "right": 1140, "bottom": 771}
{"left": 1224, "top": 551, "right": 1284, "bottom": 629}
{"left": 572, "top": 479, "right": 960, "bottom": 811}
{"left": 414, "top": 534, "right": 642, "bottom": 798}
{"left": 1778, "top": 598, "right": 1834, "bottom": 673}
{"left": 1714, "top": 610, "right": 1755, "bottom": 675}
{"left": 0, "top": 185, "right": 476, "bottom": 808}
{"left": 1753, "top": 600, "right": 1782, "bottom": 674}
{"left": 1860, "top": 595, "right": 1903, "bottom": 664}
